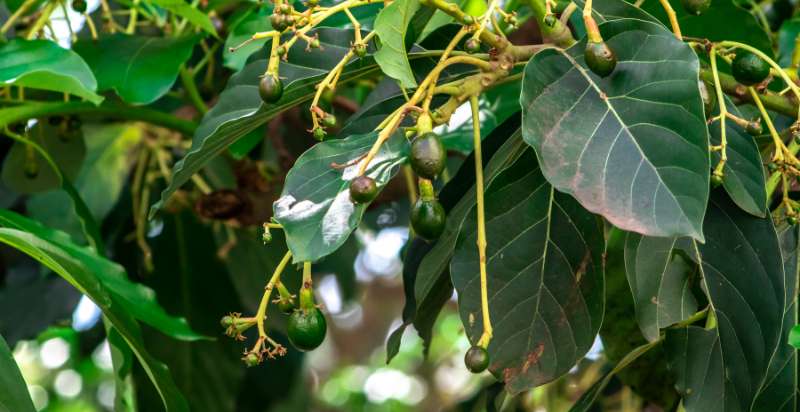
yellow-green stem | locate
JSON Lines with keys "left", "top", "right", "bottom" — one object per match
{"left": 471, "top": 95, "right": 492, "bottom": 348}
{"left": 656, "top": 0, "right": 682, "bottom": 39}
{"left": 255, "top": 251, "right": 292, "bottom": 337}
{"left": 709, "top": 47, "right": 728, "bottom": 178}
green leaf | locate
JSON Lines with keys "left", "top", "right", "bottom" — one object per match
{"left": 778, "top": 18, "right": 800, "bottom": 67}
{"left": 624, "top": 234, "right": 699, "bottom": 342}
{"left": 570, "top": 0, "right": 660, "bottom": 38}
{"left": 386, "top": 238, "right": 453, "bottom": 363}
{"left": 1, "top": 122, "right": 86, "bottom": 194}
{"left": 150, "top": 28, "right": 397, "bottom": 218}
{"left": 569, "top": 340, "right": 660, "bottom": 412}
{"left": 520, "top": 19, "right": 709, "bottom": 240}
{"left": 597, "top": 227, "right": 679, "bottom": 410}
{"left": 223, "top": 7, "right": 273, "bottom": 71}
{"left": 73, "top": 34, "right": 200, "bottom": 105}
{"left": 27, "top": 123, "right": 143, "bottom": 242}
{"left": 450, "top": 149, "right": 605, "bottom": 394}
{"left": 0, "top": 210, "right": 205, "bottom": 342}
{"left": 0, "top": 213, "right": 191, "bottom": 411}
{"left": 752, "top": 223, "right": 798, "bottom": 411}
{"left": 665, "top": 192, "right": 786, "bottom": 412}
{"left": 1, "top": 123, "right": 103, "bottom": 252}
{"left": 641, "top": 0, "right": 773, "bottom": 57}
{"left": 0, "top": 39, "right": 103, "bottom": 104}
{"left": 709, "top": 98, "right": 768, "bottom": 217}
{"left": 132, "top": 214, "right": 256, "bottom": 411}
{"left": 146, "top": 0, "right": 217, "bottom": 36}
{"left": 0, "top": 334, "right": 36, "bottom": 412}
{"left": 373, "top": 0, "right": 420, "bottom": 88}
{"left": 273, "top": 130, "right": 407, "bottom": 262}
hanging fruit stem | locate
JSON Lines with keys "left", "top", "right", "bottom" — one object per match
{"left": 581, "top": 0, "right": 602, "bottom": 44}
{"left": 255, "top": 250, "right": 293, "bottom": 338}
{"left": 709, "top": 47, "right": 730, "bottom": 180}
{"left": 470, "top": 95, "right": 492, "bottom": 348}
{"left": 656, "top": 0, "right": 682, "bottom": 39}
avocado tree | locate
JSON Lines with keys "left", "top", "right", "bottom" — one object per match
{"left": 1, "top": 0, "right": 800, "bottom": 409}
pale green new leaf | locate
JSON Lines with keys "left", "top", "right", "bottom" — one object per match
{"left": 374, "top": 0, "right": 420, "bottom": 88}
{"left": 0, "top": 39, "right": 103, "bottom": 104}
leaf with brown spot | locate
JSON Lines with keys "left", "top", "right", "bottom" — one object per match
{"left": 451, "top": 149, "right": 605, "bottom": 394}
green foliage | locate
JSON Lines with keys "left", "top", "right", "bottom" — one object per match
{"left": 74, "top": 34, "right": 200, "bottom": 105}
{"left": 0, "top": 39, "right": 103, "bottom": 104}
{"left": 4, "top": 0, "right": 800, "bottom": 410}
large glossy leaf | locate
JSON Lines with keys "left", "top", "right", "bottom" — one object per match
{"left": 665, "top": 192, "right": 786, "bottom": 412}
{"left": 624, "top": 233, "right": 699, "bottom": 342}
{"left": 146, "top": 0, "right": 217, "bottom": 36}
{"left": 0, "top": 212, "right": 190, "bottom": 411}
{"left": 373, "top": 0, "right": 420, "bottom": 88}
{"left": 151, "top": 28, "right": 401, "bottom": 217}
{"left": 0, "top": 39, "right": 102, "bottom": 104}
{"left": 273, "top": 130, "right": 407, "bottom": 262}
{"left": 74, "top": 34, "right": 200, "bottom": 105}
{"left": 709, "top": 98, "right": 767, "bottom": 217}
{"left": 0, "top": 334, "right": 36, "bottom": 412}
{"left": 450, "top": 149, "right": 605, "bottom": 394}
{"left": 752, "top": 224, "right": 798, "bottom": 412}
{"left": 641, "top": 0, "right": 772, "bottom": 56}
{"left": 520, "top": 19, "right": 709, "bottom": 240}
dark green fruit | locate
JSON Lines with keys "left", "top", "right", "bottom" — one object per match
{"left": 309, "top": 38, "right": 321, "bottom": 49}
{"left": 768, "top": 162, "right": 779, "bottom": 172}
{"left": 270, "top": 13, "right": 289, "bottom": 31}
{"left": 220, "top": 315, "right": 234, "bottom": 328}
{"left": 543, "top": 14, "right": 557, "bottom": 28}
{"left": 732, "top": 51, "right": 770, "bottom": 86}
{"left": 259, "top": 74, "right": 283, "bottom": 103}
{"left": 287, "top": 308, "right": 327, "bottom": 351}
{"left": 349, "top": 176, "right": 378, "bottom": 203}
{"left": 464, "top": 346, "right": 489, "bottom": 373}
{"left": 585, "top": 41, "right": 617, "bottom": 78}
{"left": 461, "top": 15, "right": 474, "bottom": 25}
{"left": 464, "top": 38, "right": 481, "bottom": 53}
{"left": 411, "top": 198, "right": 446, "bottom": 240}
{"left": 72, "top": 0, "right": 87, "bottom": 13}
{"left": 680, "top": 0, "right": 711, "bottom": 15}
{"left": 410, "top": 132, "right": 446, "bottom": 179}
{"left": 354, "top": 43, "right": 367, "bottom": 58}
